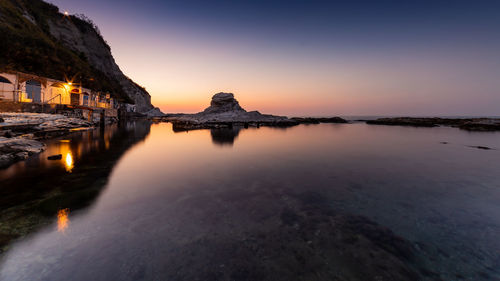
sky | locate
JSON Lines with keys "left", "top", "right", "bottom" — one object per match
{"left": 48, "top": 0, "right": 500, "bottom": 116}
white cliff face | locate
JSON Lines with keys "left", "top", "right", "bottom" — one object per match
{"left": 47, "top": 18, "right": 154, "bottom": 112}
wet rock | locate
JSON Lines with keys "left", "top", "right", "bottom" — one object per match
{"left": 47, "top": 154, "right": 63, "bottom": 160}
{"left": 0, "top": 138, "right": 45, "bottom": 169}
{"left": 0, "top": 130, "right": 13, "bottom": 138}
{"left": 459, "top": 119, "right": 500, "bottom": 131}
{"left": 160, "top": 203, "right": 425, "bottom": 281}
{"left": 366, "top": 117, "right": 500, "bottom": 131}
{"left": 366, "top": 117, "right": 440, "bottom": 127}
{"left": 0, "top": 113, "right": 93, "bottom": 130}
{"left": 0, "top": 113, "right": 97, "bottom": 169}
{"left": 291, "top": 117, "right": 348, "bottom": 124}
{"left": 145, "top": 107, "right": 165, "bottom": 117}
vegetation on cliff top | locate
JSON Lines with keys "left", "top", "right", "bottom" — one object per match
{"left": 0, "top": 0, "right": 133, "bottom": 103}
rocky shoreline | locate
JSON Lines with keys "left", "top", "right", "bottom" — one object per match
{"left": 0, "top": 113, "right": 96, "bottom": 169}
{"left": 162, "top": 93, "right": 348, "bottom": 131}
{"left": 366, "top": 117, "right": 500, "bottom": 131}
{"left": 4, "top": 102, "right": 497, "bottom": 169}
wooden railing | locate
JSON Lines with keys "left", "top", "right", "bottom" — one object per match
{"left": 46, "top": 94, "right": 62, "bottom": 104}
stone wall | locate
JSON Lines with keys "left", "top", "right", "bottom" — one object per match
{"left": 0, "top": 101, "right": 64, "bottom": 113}
{"left": 0, "top": 101, "right": 118, "bottom": 119}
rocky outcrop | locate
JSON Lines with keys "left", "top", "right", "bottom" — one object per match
{"left": 144, "top": 107, "right": 166, "bottom": 118}
{"left": 1, "top": 113, "right": 93, "bottom": 131}
{"left": 165, "top": 93, "right": 350, "bottom": 131}
{"left": 202, "top": 93, "right": 245, "bottom": 114}
{"left": 366, "top": 117, "right": 500, "bottom": 131}
{"left": 458, "top": 119, "right": 500, "bottom": 131}
{"left": 166, "top": 93, "right": 298, "bottom": 131}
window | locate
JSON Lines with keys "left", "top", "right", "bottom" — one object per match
{"left": 26, "top": 80, "right": 42, "bottom": 102}
{"left": 83, "top": 94, "right": 89, "bottom": 106}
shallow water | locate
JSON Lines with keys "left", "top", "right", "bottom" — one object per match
{"left": 0, "top": 122, "right": 499, "bottom": 280}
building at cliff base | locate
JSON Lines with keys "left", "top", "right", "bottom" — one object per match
{"left": 0, "top": 71, "right": 114, "bottom": 109}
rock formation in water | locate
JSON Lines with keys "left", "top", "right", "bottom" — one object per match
{"left": 165, "top": 92, "right": 349, "bottom": 131}
{"left": 0, "top": 0, "right": 154, "bottom": 112}
{"left": 167, "top": 92, "right": 297, "bottom": 130}
{"left": 366, "top": 117, "right": 500, "bottom": 131}
{"left": 290, "top": 117, "right": 348, "bottom": 124}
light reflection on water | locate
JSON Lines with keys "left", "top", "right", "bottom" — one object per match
{"left": 0, "top": 122, "right": 499, "bottom": 280}
{"left": 64, "top": 152, "right": 73, "bottom": 172}
{"left": 0, "top": 124, "right": 119, "bottom": 181}
{"left": 57, "top": 209, "right": 70, "bottom": 233}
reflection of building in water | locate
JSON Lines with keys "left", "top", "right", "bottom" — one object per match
{"left": 0, "top": 121, "right": 153, "bottom": 253}
{"left": 38, "top": 124, "right": 121, "bottom": 174}
{"left": 56, "top": 141, "right": 74, "bottom": 173}
{"left": 210, "top": 127, "right": 241, "bottom": 146}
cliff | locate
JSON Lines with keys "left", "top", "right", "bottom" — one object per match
{"left": 0, "top": 0, "right": 154, "bottom": 112}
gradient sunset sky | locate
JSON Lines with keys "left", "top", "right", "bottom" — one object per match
{"left": 49, "top": 0, "right": 500, "bottom": 116}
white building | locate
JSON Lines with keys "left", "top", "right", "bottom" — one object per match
{"left": 0, "top": 71, "right": 114, "bottom": 109}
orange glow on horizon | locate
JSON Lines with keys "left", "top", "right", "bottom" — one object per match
{"left": 152, "top": 93, "right": 349, "bottom": 116}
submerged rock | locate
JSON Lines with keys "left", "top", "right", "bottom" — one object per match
{"left": 366, "top": 117, "right": 440, "bottom": 127}
{"left": 47, "top": 154, "right": 63, "bottom": 160}
{"left": 467, "top": 145, "right": 493, "bottom": 150}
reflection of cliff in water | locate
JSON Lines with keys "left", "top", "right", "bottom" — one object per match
{"left": 0, "top": 120, "right": 152, "bottom": 255}
{"left": 210, "top": 127, "right": 241, "bottom": 146}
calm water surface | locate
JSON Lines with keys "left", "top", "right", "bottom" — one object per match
{"left": 0, "top": 122, "right": 499, "bottom": 280}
